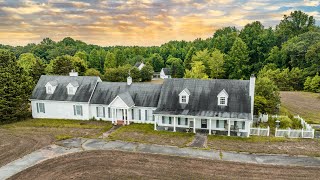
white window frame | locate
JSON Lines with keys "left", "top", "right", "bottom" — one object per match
{"left": 179, "top": 89, "right": 190, "bottom": 104}
{"left": 68, "top": 87, "right": 74, "bottom": 94}
{"left": 219, "top": 97, "right": 226, "bottom": 105}
{"left": 96, "top": 106, "right": 105, "bottom": 118}
{"left": 217, "top": 89, "right": 228, "bottom": 106}
{"left": 36, "top": 103, "right": 45, "bottom": 113}
{"left": 181, "top": 96, "right": 187, "bottom": 103}
{"left": 74, "top": 105, "right": 83, "bottom": 116}
{"left": 47, "top": 86, "right": 52, "bottom": 94}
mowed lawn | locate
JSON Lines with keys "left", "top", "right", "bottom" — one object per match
{"left": 280, "top": 91, "right": 320, "bottom": 124}
{"left": 0, "top": 119, "right": 112, "bottom": 167}
{"left": 108, "top": 123, "right": 194, "bottom": 147}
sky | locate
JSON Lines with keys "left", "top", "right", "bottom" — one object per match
{"left": 0, "top": 0, "right": 319, "bottom": 46}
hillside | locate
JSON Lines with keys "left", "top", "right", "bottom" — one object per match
{"left": 280, "top": 91, "right": 320, "bottom": 124}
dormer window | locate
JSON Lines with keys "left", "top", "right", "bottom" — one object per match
{"left": 179, "top": 88, "right": 190, "bottom": 104}
{"left": 67, "top": 81, "right": 79, "bottom": 95}
{"left": 217, "top": 89, "right": 228, "bottom": 106}
{"left": 45, "top": 80, "right": 57, "bottom": 94}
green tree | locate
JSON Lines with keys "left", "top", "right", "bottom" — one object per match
{"left": 305, "top": 41, "right": 320, "bottom": 75}
{"left": 149, "top": 53, "right": 164, "bottom": 72}
{"left": 226, "top": 37, "right": 250, "bottom": 79}
{"left": 85, "top": 68, "right": 101, "bottom": 77}
{"left": 74, "top": 50, "right": 88, "bottom": 62}
{"left": 209, "top": 49, "right": 225, "bottom": 78}
{"left": 104, "top": 51, "right": 116, "bottom": 69}
{"left": 88, "top": 49, "right": 100, "bottom": 69}
{"left": 185, "top": 61, "right": 208, "bottom": 79}
{"left": 29, "top": 58, "right": 45, "bottom": 82}
{"left": 191, "top": 49, "right": 211, "bottom": 75}
{"left": 265, "top": 46, "right": 286, "bottom": 68}
{"left": 71, "top": 56, "right": 87, "bottom": 76}
{"left": 140, "top": 64, "right": 154, "bottom": 82}
{"left": 276, "top": 10, "right": 316, "bottom": 45}
{"left": 52, "top": 55, "right": 74, "bottom": 75}
{"left": 212, "top": 26, "right": 238, "bottom": 54}
{"left": 130, "top": 67, "right": 141, "bottom": 82}
{"left": 17, "top": 53, "right": 37, "bottom": 73}
{"left": 254, "top": 77, "right": 280, "bottom": 114}
{"left": 166, "top": 57, "right": 184, "bottom": 78}
{"left": 0, "top": 50, "right": 33, "bottom": 123}
{"left": 304, "top": 74, "right": 320, "bottom": 92}
{"left": 183, "top": 47, "right": 196, "bottom": 70}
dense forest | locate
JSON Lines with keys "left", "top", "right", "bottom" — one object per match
{"left": 1, "top": 10, "right": 320, "bottom": 122}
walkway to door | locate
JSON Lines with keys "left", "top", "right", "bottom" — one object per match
{"left": 188, "top": 133, "right": 207, "bottom": 148}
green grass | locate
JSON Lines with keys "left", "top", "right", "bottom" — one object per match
{"left": 55, "top": 134, "right": 73, "bottom": 141}
{"left": 2, "top": 118, "right": 112, "bottom": 129}
{"left": 108, "top": 123, "right": 194, "bottom": 147}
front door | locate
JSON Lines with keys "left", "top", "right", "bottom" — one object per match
{"left": 201, "top": 119, "right": 207, "bottom": 128}
{"left": 189, "top": 120, "right": 194, "bottom": 128}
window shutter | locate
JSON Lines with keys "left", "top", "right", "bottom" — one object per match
{"left": 96, "top": 107, "right": 99, "bottom": 117}
{"left": 73, "top": 105, "right": 76, "bottom": 115}
{"left": 108, "top": 107, "right": 111, "bottom": 118}
{"left": 80, "top": 106, "right": 83, "bottom": 116}
{"left": 36, "top": 103, "right": 39, "bottom": 113}
{"left": 145, "top": 110, "right": 147, "bottom": 121}
{"left": 103, "top": 107, "right": 105, "bottom": 117}
{"left": 216, "top": 120, "right": 219, "bottom": 128}
{"left": 43, "top": 103, "right": 45, "bottom": 113}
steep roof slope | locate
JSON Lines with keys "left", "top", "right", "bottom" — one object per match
{"left": 30, "top": 75, "right": 99, "bottom": 102}
{"left": 154, "top": 78, "right": 251, "bottom": 119}
{"left": 91, "top": 82, "right": 162, "bottom": 107}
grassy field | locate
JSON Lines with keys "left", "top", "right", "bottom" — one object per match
{"left": 108, "top": 123, "right": 194, "bottom": 147}
{"left": 0, "top": 118, "right": 112, "bottom": 167}
{"left": 10, "top": 150, "right": 320, "bottom": 180}
{"left": 280, "top": 91, "right": 320, "bottom": 124}
{"left": 207, "top": 135, "right": 320, "bottom": 156}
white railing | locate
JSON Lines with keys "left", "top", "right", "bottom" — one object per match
{"left": 250, "top": 127, "right": 270, "bottom": 136}
{"left": 275, "top": 128, "right": 315, "bottom": 138}
{"left": 294, "top": 115, "right": 312, "bottom": 130}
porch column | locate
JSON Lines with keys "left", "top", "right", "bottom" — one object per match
{"left": 111, "top": 108, "right": 114, "bottom": 124}
{"left": 115, "top": 109, "right": 117, "bottom": 125}
{"left": 154, "top": 115, "right": 157, "bottom": 131}
{"left": 127, "top": 109, "right": 131, "bottom": 125}
{"left": 209, "top": 119, "right": 212, "bottom": 135}
{"left": 228, "top": 119, "right": 231, "bottom": 136}
{"left": 193, "top": 118, "right": 196, "bottom": 133}
{"left": 173, "top": 116, "right": 176, "bottom": 132}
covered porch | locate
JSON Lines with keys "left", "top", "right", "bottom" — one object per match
{"left": 153, "top": 115, "right": 251, "bottom": 137}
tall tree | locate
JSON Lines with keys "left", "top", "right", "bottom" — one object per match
{"left": 149, "top": 53, "right": 164, "bottom": 72}
{"left": 213, "top": 26, "right": 238, "bottom": 54}
{"left": 0, "top": 50, "right": 33, "bottom": 123}
{"left": 209, "top": 49, "right": 225, "bottom": 79}
{"left": 74, "top": 50, "right": 88, "bottom": 62}
{"left": 140, "top": 64, "right": 154, "bottom": 82}
{"left": 52, "top": 55, "right": 74, "bottom": 75}
{"left": 71, "top": 56, "right": 87, "bottom": 76}
{"left": 88, "top": 49, "right": 100, "bottom": 70}
{"left": 226, "top": 38, "right": 250, "bottom": 79}
{"left": 185, "top": 61, "right": 208, "bottom": 79}
{"left": 305, "top": 41, "right": 320, "bottom": 75}
{"left": 17, "top": 53, "right": 38, "bottom": 73}
{"left": 85, "top": 68, "right": 101, "bottom": 77}
{"left": 275, "top": 10, "right": 316, "bottom": 45}
{"left": 104, "top": 51, "right": 116, "bottom": 69}
{"left": 183, "top": 47, "right": 196, "bottom": 70}
{"left": 166, "top": 57, "right": 184, "bottom": 78}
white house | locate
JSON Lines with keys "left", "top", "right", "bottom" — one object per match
{"left": 160, "top": 68, "right": 171, "bottom": 79}
{"left": 134, "top": 62, "right": 145, "bottom": 70}
{"left": 30, "top": 72, "right": 255, "bottom": 137}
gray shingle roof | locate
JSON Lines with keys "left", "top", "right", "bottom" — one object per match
{"left": 90, "top": 82, "right": 162, "bottom": 107}
{"left": 154, "top": 78, "right": 251, "bottom": 119}
{"left": 30, "top": 75, "right": 99, "bottom": 102}
{"left": 162, "top": 68, "right": 171, "bottom": 75}
{"left": 48, "top": 80, "right": 58, "bottom": 86}
{"left": 118, "top": 92, "right": 135, "bottom": 107}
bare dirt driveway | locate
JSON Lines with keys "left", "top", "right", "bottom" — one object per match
{"left": 10, "top": 150, "right": 320, "bottom": 180}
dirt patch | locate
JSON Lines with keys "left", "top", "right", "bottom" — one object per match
{"left": 0, "top": 119, "right": 112, "bottom": 167}
{"left": 10, "top": 150, "right": 320, "bottom": 180}
{"left": 280, "top": 91, "right": 320, "bottom": 123}
{"left": 207, "top": 136, "right": 320, "bottom": 156}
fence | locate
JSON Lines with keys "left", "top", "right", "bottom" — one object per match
{"left": 275, "top": 128, "right": 315, "bottom": 138}
{"left": 294, "top": 115, "right": 312, "bottom": 130}
{"left": 250, "top": 127, "right": 270, "bottom": 136}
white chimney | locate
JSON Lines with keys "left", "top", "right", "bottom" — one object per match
{"left": 69, "top": 69, "right": 78, "bottom": 76}
{"left": 249, "top": 74, "right": 256, "bottom": 120}
{"left": 127, "top": 76, "right": 132, "bottom": 85}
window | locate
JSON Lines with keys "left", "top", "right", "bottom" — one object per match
{"left": 139, "top": 109, "right": 141, "bottom": 120}
{"left": 73, "top": 105, "right": 83, "bottom": 116}
{"left": 168, "top": 117, "right": 172, "bottom": 124}
{"left": 178, "top": 117, "right": 181, "bottom": 125}
{"left": 108, "top": 107, "right": 111, "bottom": 118}
{"left": 68, "top": 87, "right": 74, "bottom": 94}
{"left": 36, "top": 103, "right": 45, "bottom": 113}
{"left": 145, "top": 110, "right": 148, "bottom": 121}
{"left": 181, "top": 96, "right": 187, "bottom": 103}
{"left": 47, "top": 86, "right": 52, "bottom": 94}
{"left": 216, "top": 120, "right": 225, "bottom": 128}
{"left": 162, "top": 116, "right": 165, "bottom": 124}
{"left": 96, "top": 107, "right": 105, "bottom": 117}
{"left": 219, "top": 97, "right": 226, "bottom": 105}
{"left": 131, "top": 109, "right": 134, "bottom": 120}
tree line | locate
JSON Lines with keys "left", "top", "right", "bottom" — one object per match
{"left": 1, "top": 10, "right": 320, "bottom": 123}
